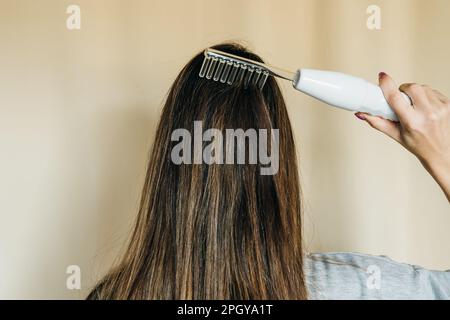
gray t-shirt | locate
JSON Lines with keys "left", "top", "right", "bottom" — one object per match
{"left": 305, "top": 252, "right": 450, "bottom": 299}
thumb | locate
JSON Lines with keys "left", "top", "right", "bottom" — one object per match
{"left": 355, "top": 112, "right": 402, "bottom": 143}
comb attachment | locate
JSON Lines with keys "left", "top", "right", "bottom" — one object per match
{"left": 199, "top": 53, "right": 270, "bottom": 89}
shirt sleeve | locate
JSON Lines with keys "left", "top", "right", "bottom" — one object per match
{"left": 305, "top": 252, "right": 450, "bottom": 300}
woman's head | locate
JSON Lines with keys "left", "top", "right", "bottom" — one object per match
{"left": 91, "top": 43, "right": 306, "bottom": 299}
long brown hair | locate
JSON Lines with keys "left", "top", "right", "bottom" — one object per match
{"left": 88, "top": 43, "right": 307, "bottom": 299}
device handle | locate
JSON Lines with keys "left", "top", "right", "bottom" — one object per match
{"left": 293, "top": 69, "right": 411, "bottom": 121}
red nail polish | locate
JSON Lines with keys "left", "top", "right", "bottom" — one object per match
{"left": 355, "top": 113, "right": 366, "bottom": 120}
{"left": 379, "top": 72, "right": 386, "bottom": 79}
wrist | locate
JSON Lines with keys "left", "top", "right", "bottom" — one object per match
{"left": 422, "top": 156, "right": 450, "bottom": 201}
{"left": 423, "top": 155, "right": 450, "bottom": 175}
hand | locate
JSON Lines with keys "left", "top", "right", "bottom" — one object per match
{"left": 355, "top": 72, "right": 450, "bottom": 202}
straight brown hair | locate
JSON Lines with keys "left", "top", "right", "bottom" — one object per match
{"left": 88, "top": 43, "right": 307, "bottom": 299}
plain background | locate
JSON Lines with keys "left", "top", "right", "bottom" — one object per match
{"left": 0, "top": 0, "right": 449, "bottom": 299}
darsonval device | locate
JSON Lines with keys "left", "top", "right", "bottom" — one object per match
{"left": 199, "top": 48, "right": 412, "bottom": 121}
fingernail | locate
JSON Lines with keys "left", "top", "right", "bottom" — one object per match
{"left": 378, "top": 72, "right": 387, "bottom": 79}
{"left": 355, "top": 112, "right": 366, "bottom": 120}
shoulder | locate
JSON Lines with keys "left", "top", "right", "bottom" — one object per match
{"left": 304, "top": 252, "right": 450, "bottom": 300}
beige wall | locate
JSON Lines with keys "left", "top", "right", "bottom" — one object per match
{"left": 0, "top": 0, "right": 449, "bottom": 299}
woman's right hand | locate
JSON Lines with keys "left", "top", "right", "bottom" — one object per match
{"left": 355, "top": 72, "right": 450, "bottom": 202}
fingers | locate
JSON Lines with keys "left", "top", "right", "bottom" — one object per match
{"left": 432, "top": 89, "right": 448, "bottom": 103}
{"left": 399, "top": 83, "right": 430, "bottom": 110}
{"left": 355, "top": 112, "right": 401, "bottom": 143}
{"left": 358, "top": 73, "right": 450, "bottom": 158}
{"left": 379, "top": 72, "right": 411, "bottom": 122}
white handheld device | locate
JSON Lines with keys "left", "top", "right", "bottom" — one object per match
{"left": 293, "top": 69, "right": 411, "bottom": 121}
{"left": 199, "top": 48, "right": 411, "bottom": 121}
